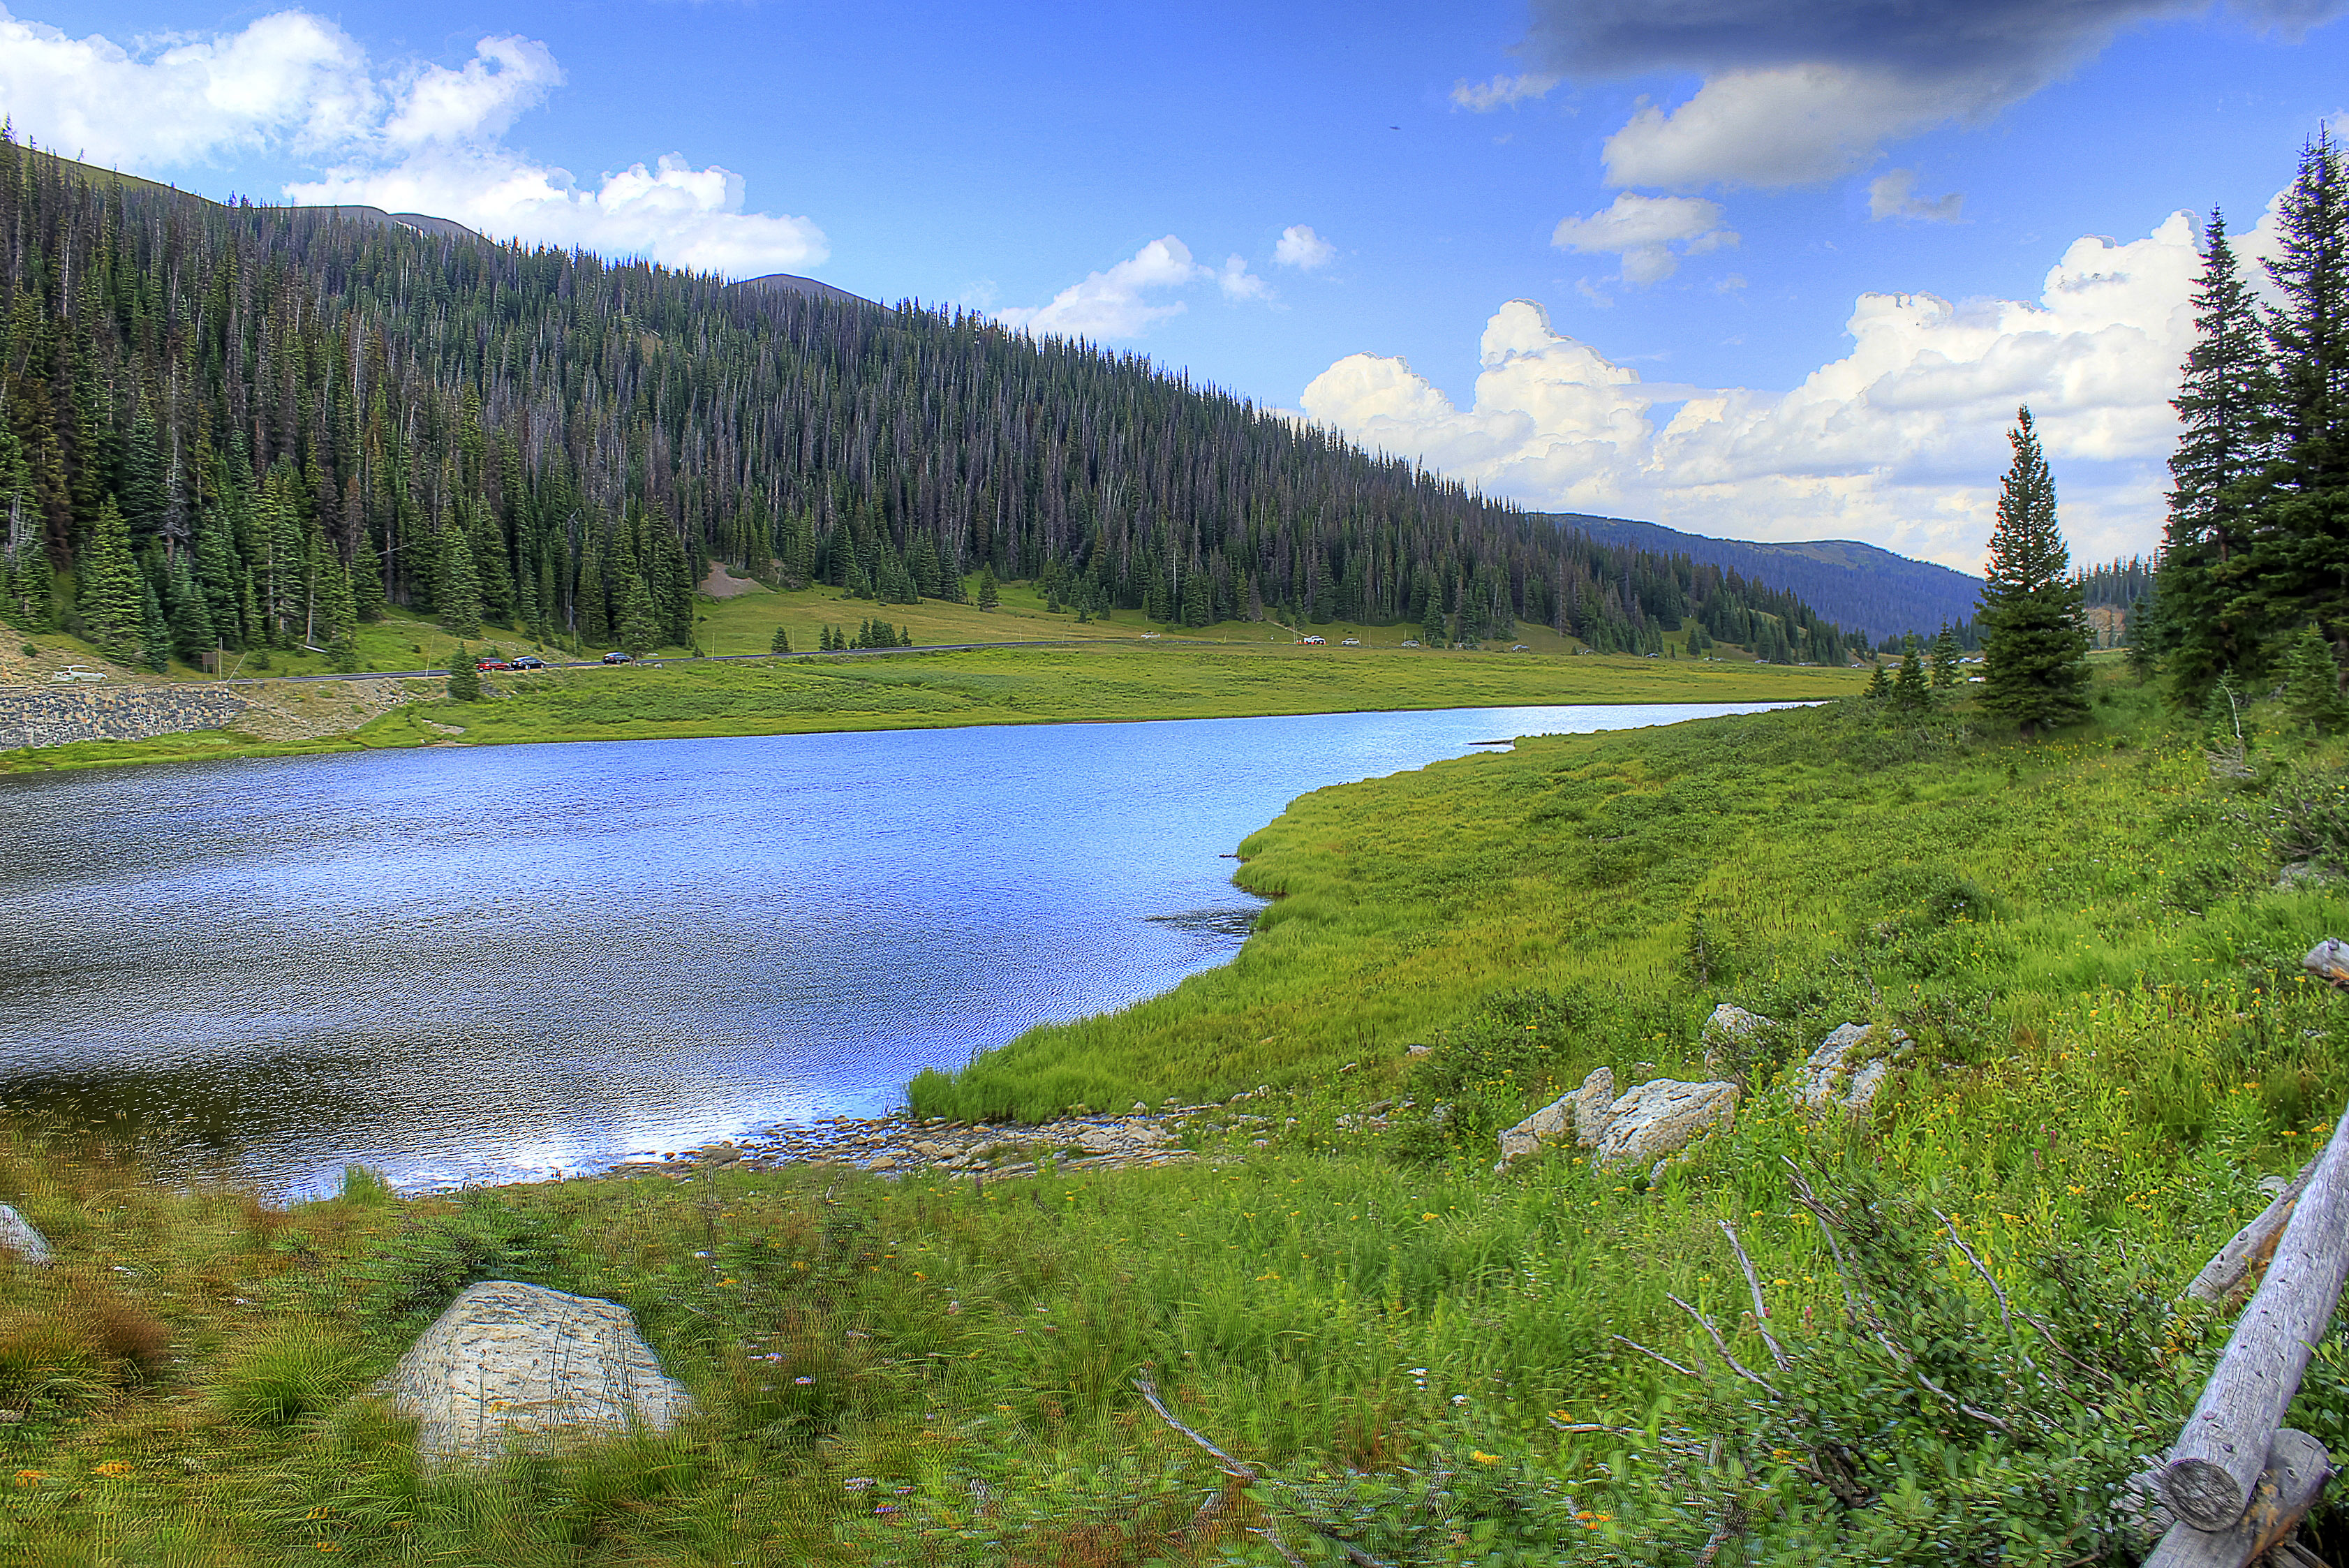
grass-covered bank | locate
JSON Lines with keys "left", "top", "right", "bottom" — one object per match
{"left": 1, "top": 642, "right": 1858, "bottom": 774}
{"left": 8, "top": 674, "right": 2349, "bottom": 1565}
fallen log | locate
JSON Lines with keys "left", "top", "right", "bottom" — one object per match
{"left": 2158, "top": 1108, "right": 2349, "bottom": 1530}
{"left": 2185, "top": 1156, "right": 2321, "bottom": 1306}
{"left": 2144, "top": 1429, "right": 2329, "bottom": 1568}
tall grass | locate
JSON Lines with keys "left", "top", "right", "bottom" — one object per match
{"left": 6, "top": 672, "right": 2348, "bottom": 1563}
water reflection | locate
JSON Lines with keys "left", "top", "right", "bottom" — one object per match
{"left": 0, "top": 702, "right": 1797, "bottom": 1195}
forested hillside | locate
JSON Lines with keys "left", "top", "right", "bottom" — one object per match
{"left": 0, "top": 137, "right": 1865, "bottom": 670}
{"left": 1545, "top": 511, "right": 1986, "bottom": 641}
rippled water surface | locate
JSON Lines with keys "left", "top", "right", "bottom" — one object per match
{"left": 0, "top": 702, "right": 1794, "bottom": 1195}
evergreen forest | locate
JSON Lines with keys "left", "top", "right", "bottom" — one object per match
{"left": 0, "top": 137, "right": 1867, "bottom": 671}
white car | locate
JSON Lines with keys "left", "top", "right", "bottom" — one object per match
{"left": 50, "top": 665, "right": 108, "bottom": 683}
{"left": 1340, "top": 637, "right": 1361, "bottom": 646}
{"left": 1400, "top": 639, "right": 1421, "bottom": 648}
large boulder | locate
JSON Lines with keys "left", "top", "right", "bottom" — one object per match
{"left": 1493, "top": 1094, "right": 1574, "bottom": 1171}
{"left": 1568, "top": 1067, "right": 1617, "bottom": 1148}
{"left": 385, "top": 1281, "right": 690, "bottom": 1463}
{"left": 0, "top": 1205, "right": 50, "bottom": 1266}
{"left": 1700, "top": 1004, "right": 1774, "bottom": 1073}
{"left": 1795, "top": 1023, "right": 1912, "bottom": 1116}
{"left": 2306, "top": 938, "right": 2349, "bottom": 987}
{"left": 1593, "top": 1079, "right": 1740, "bottom": 1167}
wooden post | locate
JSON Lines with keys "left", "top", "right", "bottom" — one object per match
{"left": 2159, "top": 1109, "right": 2349, "bottom": 1530}
{"left": 2185, "top": 1155, "right": 2320, "bottom": 1306}
{"left": 2144, "top": 1429, "right": 2329, "bottom": 1568}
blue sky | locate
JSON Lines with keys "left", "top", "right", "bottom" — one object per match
{"left": 5, "top": 0, "right": 2345, "bottom": 568}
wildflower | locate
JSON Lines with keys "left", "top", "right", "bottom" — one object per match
{"left": 1472, "top": 1450, "right": 1502, "bottom": 1464}
{"left": 794, "top": 1375, "right": 815, "bottom": 1385}
{"left": 92, "top": 1461, "right": 131, "bottom": 1479}
{"left": 12, "top": 1470, "right": 43, "bottom": 1487}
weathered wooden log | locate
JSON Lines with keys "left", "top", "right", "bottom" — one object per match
{"left": 2159, "top": 1106, "right": 2349, "bottom": 1530}
{"left": 2186, "top": 1156, "right": 2322, "bottom": 1306}
{"left": 2144, "top": 1429, "right": 2329, "bottom": 1568}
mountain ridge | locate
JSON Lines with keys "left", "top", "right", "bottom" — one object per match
{"left": 1539, "top": 512, "right": 1985, "bottom": 642}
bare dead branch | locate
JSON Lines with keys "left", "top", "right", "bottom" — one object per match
{"left": 1694, "top": 1497, "right": 1748, "bottom": 1568}
{"left": 1719, "top": 1220, "right": 1791, "bottom": 1373}
{"left": 1932, "top": 1208, "right": 2012, "bottom": 1334}
{"left": 1135, "top": 1374, "right": 1255, "bottom": 1479}
{"left": 1611, "top": 1333, "right": 1704, "bottom": 1380}
{"left": 1668, "top": 1292, "right": 1783, "bottom": 1398}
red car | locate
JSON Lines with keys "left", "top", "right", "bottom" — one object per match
{"left": 476, "top": 658, "right": 512, "bottom": 672}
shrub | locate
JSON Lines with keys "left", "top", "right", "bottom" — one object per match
{"left": 2269, "top": 761, "right": 2349, "bottom": 871}
{"left": 209, "top": 1329, "right": 359, "bottom": 1429}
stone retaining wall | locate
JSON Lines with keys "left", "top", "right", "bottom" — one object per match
{"left": 0, "top": 684, "right": 250, "bottom": 749}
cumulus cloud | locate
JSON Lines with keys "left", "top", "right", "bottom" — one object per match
{"left": 1273, "top": 223, "right": 1337, "bottom": 269}
{"left": 1449, "top": 71, "right": 1562, "bottom": 111}
{"left": 1869, "top": 168, "right": 1964, "bottom": 223}
{"left": 1551, "top": 193, "right": 1735, "bottom": 285}
{"left": 995, "top": 237, "right": 1263, "bottom": 339}
{"left": 1302, "top": 208, "right": 2209, "bottom": 570}
{"left": 0, "top": 7, "right": 827, "bottom": 275}
{"left": 1520, "top": 0, "right": 2349, "bottom": 189}
{"left": 1602, "top": 64, "right": 1973, "bottom": 190}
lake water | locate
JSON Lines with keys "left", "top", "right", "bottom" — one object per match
{"left": 0, "top": 702, "right": 1795, "bottom": 1196}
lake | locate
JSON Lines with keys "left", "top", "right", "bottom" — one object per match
{"left": 0, "top": 702, "right": 1797, "bottom": 1196}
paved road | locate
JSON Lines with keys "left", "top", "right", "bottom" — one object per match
{"left": 190, "top": 636, "right": 1275, "bottom": 689}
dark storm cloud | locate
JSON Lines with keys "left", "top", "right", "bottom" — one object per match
{"left": 1525, "top": 0, "right": 2345, "bottom": 80}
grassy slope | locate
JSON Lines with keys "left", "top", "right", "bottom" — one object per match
{"left": 1, "top": 639, "right": 1854, "bottom": 774}
{"left": 13, "top": 675, "right": 2340, "bottom": 1564}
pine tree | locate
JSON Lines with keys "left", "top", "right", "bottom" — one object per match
{"left": 436, "top": 519, "right": 482, "bottom": 637}
{"left": 1865, "top": 663, "right": 1892, "bottom": 702}
{"left": 1421, "top": 593, "right": 1445, "bottom": 647}
{"left": 2127, "top": 591, "right": 2161, "bottom": 684}
{"left": 77, "top": 498, "right": 145, "bottom": 660}
{"left": 1930, "top": 625, "right": 1962, "bottom": 690}
{"left": 165, "top": 550, "right": 210, "bottom": 665}
{"left": 770, "top": 626, "right": 792, "bottom": 655}
{"left": 2279, "top": 622, "right": 2348, "bottom": 734}
{"left": 1893, "top": 634, "right": 1931, "bottom": 711}
{"left": 618, "top": 571, "right": 661, "bottom": 657}
{"left": 2159, "top": 209, "right": 2276, "bottom": 706}
{"left": 2247, "top": 133, "right": 2349, "bottom": 661}
{"left": 976, "top": 566, "right": 998, "bottom": 609}
{"left": 446, "top": 644, "right": 481, "bottom": 701}
{"left": 1979, "top": 408, "right": 2091, "bottom": 737}
{"left": 6, "top": 496, "right": 52, "bottom": 631}
{"left": 138, "top": 571, "right": 171, "bottom": 672}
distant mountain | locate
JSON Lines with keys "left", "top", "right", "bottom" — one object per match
{"left": 731, "top": 272, "right": 876, "bottom": 308}
{"left": 290, "top": 205, "right": 485, "bottom": 244}
{"left": 1539, "top": 512, "right": 1984, "bottom": 642}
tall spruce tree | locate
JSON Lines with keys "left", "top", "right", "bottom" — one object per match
{"left": 2247, "top": 131, "right": 2349, "bottom": 658}
{"left": 618, "top": 571, "right": 661, "bottom": 657}
{"left": 435, "top": 518, "right": 482, "bottom": 637}
{"left": 77, "top": 498, "right": 145, "bottom": 660}
{"left": 1979, "top": 408, "right": 2091, "bottom": 737}
{"left": 2160, "top": 209, "right": 2276, "bottom": 704}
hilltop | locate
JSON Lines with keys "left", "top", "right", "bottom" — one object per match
{"left": 1543, "top": 511, "right": 1987, "bottom": 642}
{"left": 0, "top": 140, "right": 1869, "bottom": 697}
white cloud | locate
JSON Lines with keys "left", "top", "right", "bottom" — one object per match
{"left": 1550, "top": 192, "right": 1736, "bottom": 285}
{"left": 994, "top": 237, "right": 1210, "bottom": 339}
{"left": 992, "top": 237, "right": 1273, "bottom": 339}
{"left": 1273, "top": 223, "right": 1336, "bottom": 269}
{"left": 0, "top": 8, "right": 828, "bottom": 276}
{"left": 1602, "top": 64, "right": 1976, "bottom": 191}
{"left": 381, "top": 34, "right": 561, "bottom": 147}
{"left": 1302, "top": 209, "right": 2208, "bottom": 570}
{"left": 1449, "top": 71, "right": 1562, "bottom": 111}
{"left": 1868, "top": 168, "right": 1965, "bottom": 223}
{"left": 1217, "top": 253, "right": 1273, "bottom": 302}
{"left": 0, "top": 4, "right": 376, "bottom": 164}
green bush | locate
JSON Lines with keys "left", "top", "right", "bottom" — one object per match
{"left": 2269, "top": 761, "right": 2349, "bottom": 871}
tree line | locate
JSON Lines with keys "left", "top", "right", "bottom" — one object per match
{"left": 0, "top": 137, "right": 1869, "bottom": 668}
{"left": 2153, "top": 131, "right": 2349, "bottom": 704}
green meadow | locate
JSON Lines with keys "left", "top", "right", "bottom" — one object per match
{"left": 6, "top": 670, "right": 2348, "bottom": 1564}
{"left": 3, "top": 637, "right": 1859, "bottom": 774}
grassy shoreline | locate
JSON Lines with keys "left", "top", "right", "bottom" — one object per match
{"left": 12, "top": 672, "right": 2347, "bottom": 1563}
{"left": 1, "top": 642, "right": 1860, "bottom": 774}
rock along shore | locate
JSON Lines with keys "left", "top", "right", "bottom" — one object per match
{"left": 607, "top": 1092, "right": 1288, "bottom": 1183}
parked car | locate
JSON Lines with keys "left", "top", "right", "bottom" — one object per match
{"left": 1399, "top": 639, "right": 1421, "bottom": 649}
{"left": 1340, "top": 637, "right": 1361, "bottom": 646}
{"left": 476, "top": 658, "right": 512, "bottom": 672}
{"left": 512, "top": 655, "right": 546, "bottom": 670}
{"left": 1509, "top": 644, "right": 1528, "bottom": 651}
{"left": 602, "top": 651, "right": 632, "bottom": 663}
{"left": 1298, "top": 635, "right": 1326, "bottom": 646}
